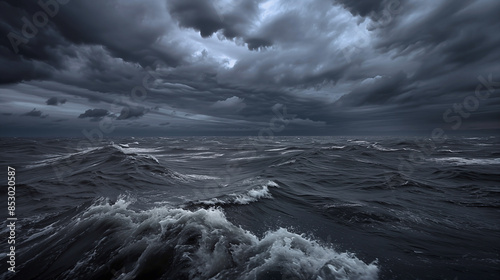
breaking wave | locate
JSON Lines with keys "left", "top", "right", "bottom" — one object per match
{"left": 193, "top": 181, "right": 279, "bottom": 206}
{"left": 11, "top": 196, "right": 379, "bottom": 280}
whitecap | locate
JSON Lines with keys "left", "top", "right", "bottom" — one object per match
{"left": 195, "top": 181, "right": 280, "bottom": 206}
{"left": 265, "top": 147, "right": 288, "bottom": 152}
{"left": 276, "top": 159, "right": 297, "bottom": 166}
{"left": 323, "top": 145, "right": 346, "bottom": 150}
{"left": 233, "top": 185, "right": 272, "bottom": 204}
{"left": 184, "top": 174, "right": 220, "bottom": 180}
{"left": 115, "top": 146, "right": 163, "bottom": 154}
{"left": 45, "top": 197, "right": 380, "bottom": 280}
{"left": 370, "top": 144, "right": 399, "bottom": 152}
{"left": 433, "top": 157, "right": 500, "bottom": 165}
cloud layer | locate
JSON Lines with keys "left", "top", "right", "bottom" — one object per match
{"left": 1, "top": 0, "right": 499, "bottom": 136}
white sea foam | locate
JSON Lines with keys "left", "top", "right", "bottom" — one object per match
{"left": 190, "top": 153, "right": 224, "bottom": 159}
{"left": 349, "top": 140, "right": 371, "bottom": 145}
{"left": 114, "top": 145, "right": 163, "bottom": 154}
{"left": 433, "top": 157, "right": 500, "bottom": 165}
{"left": 266, "top": 180, "right": 280, "bottom": 188}
{"left": 370, "top": 144, "right": 399, "bottom": 152}
{"left": 168, "top": 171, "right": 220, "bottom": 183}
{"left": 281, "top": 149, "right": 304, "bottom": 155}
{"left": 265, "top": 147, "right": 288, "bottom": 152}
{"left": 141, "top": 154, "right": 160, "bottom": 164}
{"left": 198, "top": 181, "right": 280, "bottom": 206}
{"left": 323, "top": 145, "right": 346, "bottom": 150}
{"left": 197, "top": 197, "right": 226, "bottom": 206}
{"left": 437, "top": 149, "right": 457, "bottom": 153}
{"left": 273, "top": 159, "right": 297, "bottom": 167}
{"left": 184, "top": 174, "right": 220, "bottom": 180}
{"left": 50, "top": 196, "right": 379, "bottom": 279}
{"left": 233, "top": 184, "right": 272, "bottom": 204}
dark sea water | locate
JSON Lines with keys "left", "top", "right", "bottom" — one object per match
{"left": 0, "top": 136, "right": 499, "bottom": 280}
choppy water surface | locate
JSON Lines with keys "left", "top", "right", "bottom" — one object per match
{"left": 0, "top": 136, "right": 499, "bottom": 279}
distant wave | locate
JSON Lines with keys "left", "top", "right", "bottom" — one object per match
{"left": 25, "top": 143, "right": 162, "bottom": 169}
{"left": 432, "top": 157, "right": 500, "bottom": 165}
{"left": 193, "top": 181, "right": 279, "bottom": 206}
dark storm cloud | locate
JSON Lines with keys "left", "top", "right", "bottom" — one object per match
{"left": 335, "top": 72, "right": 410, "bottom": 107}
{"left": 167, "top": 0, "right": 270, "bottom": 50}
{"left": 117, "top": 106, "right": 149, "bottom": 120}
{"left": 168, "top": 0, "right": 226, "bottom": 38}
{"left": 313, "top": 0, "right": 500, "bottom": 129}
{"left": 335, "top": 0, "right": 398, "bottom": 18}
{"left": 49, "top": 0, "right": 184, "bottom": 67}
{"left": 46, "top": 97, "right": 66, "bottom": 105}
{"left": 0, "top": 0, "right": 186, "bottom": 85}
{"left": 372, "top": 0, "right": 500, "bottom": 91}
{"left": 1, "top": 0, "right": 499, "bottom": 136}
{"left": 210, "top": 96, "right": 246, "bottom": 115}
{"left": 0, "top": 55, "right": 52, "bottom": 84}
{"left": 246, "top": 38, "right": 273, "bottom": 51}
{"left": 78, "top": 109, "right": 109, "bottom": 120}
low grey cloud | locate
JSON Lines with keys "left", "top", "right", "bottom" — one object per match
{"left": 334, "top": 72, "right": 410, "bottom": 107}
{"left": 78, "top": 109, "right": 110, "bottom": 121}
{"left": 46, "top": 97, "right": 67, "bottom": 106}
{"left": 117, "top": 106, "right": 148, "bottom": 120}
{"left": 212, "top": 96, "right": 246, "bottom": 113}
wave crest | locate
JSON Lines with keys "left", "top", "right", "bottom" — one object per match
{"left": 14, "top": 196, "right": 378, "bottom": 280}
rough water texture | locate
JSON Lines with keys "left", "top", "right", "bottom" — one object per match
{"left": 0, "top": 136, "right": 499, "bottom": 279}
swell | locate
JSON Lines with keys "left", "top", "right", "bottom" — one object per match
{"left": 15, "top": 143, "right": 220, "bottom": 206}
{"left": 187, "top": 180, "right": 279, "bottom": 208}
{"left": 24, "top": 143, "right": 161, "bottom": 171}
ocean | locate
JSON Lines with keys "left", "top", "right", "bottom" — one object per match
{"left": 0, "top": 136, "right": 499, "bottom": 279}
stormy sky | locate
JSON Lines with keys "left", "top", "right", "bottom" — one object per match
{"left": 0, "top": 0, "right": 499, "bottom": 137}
